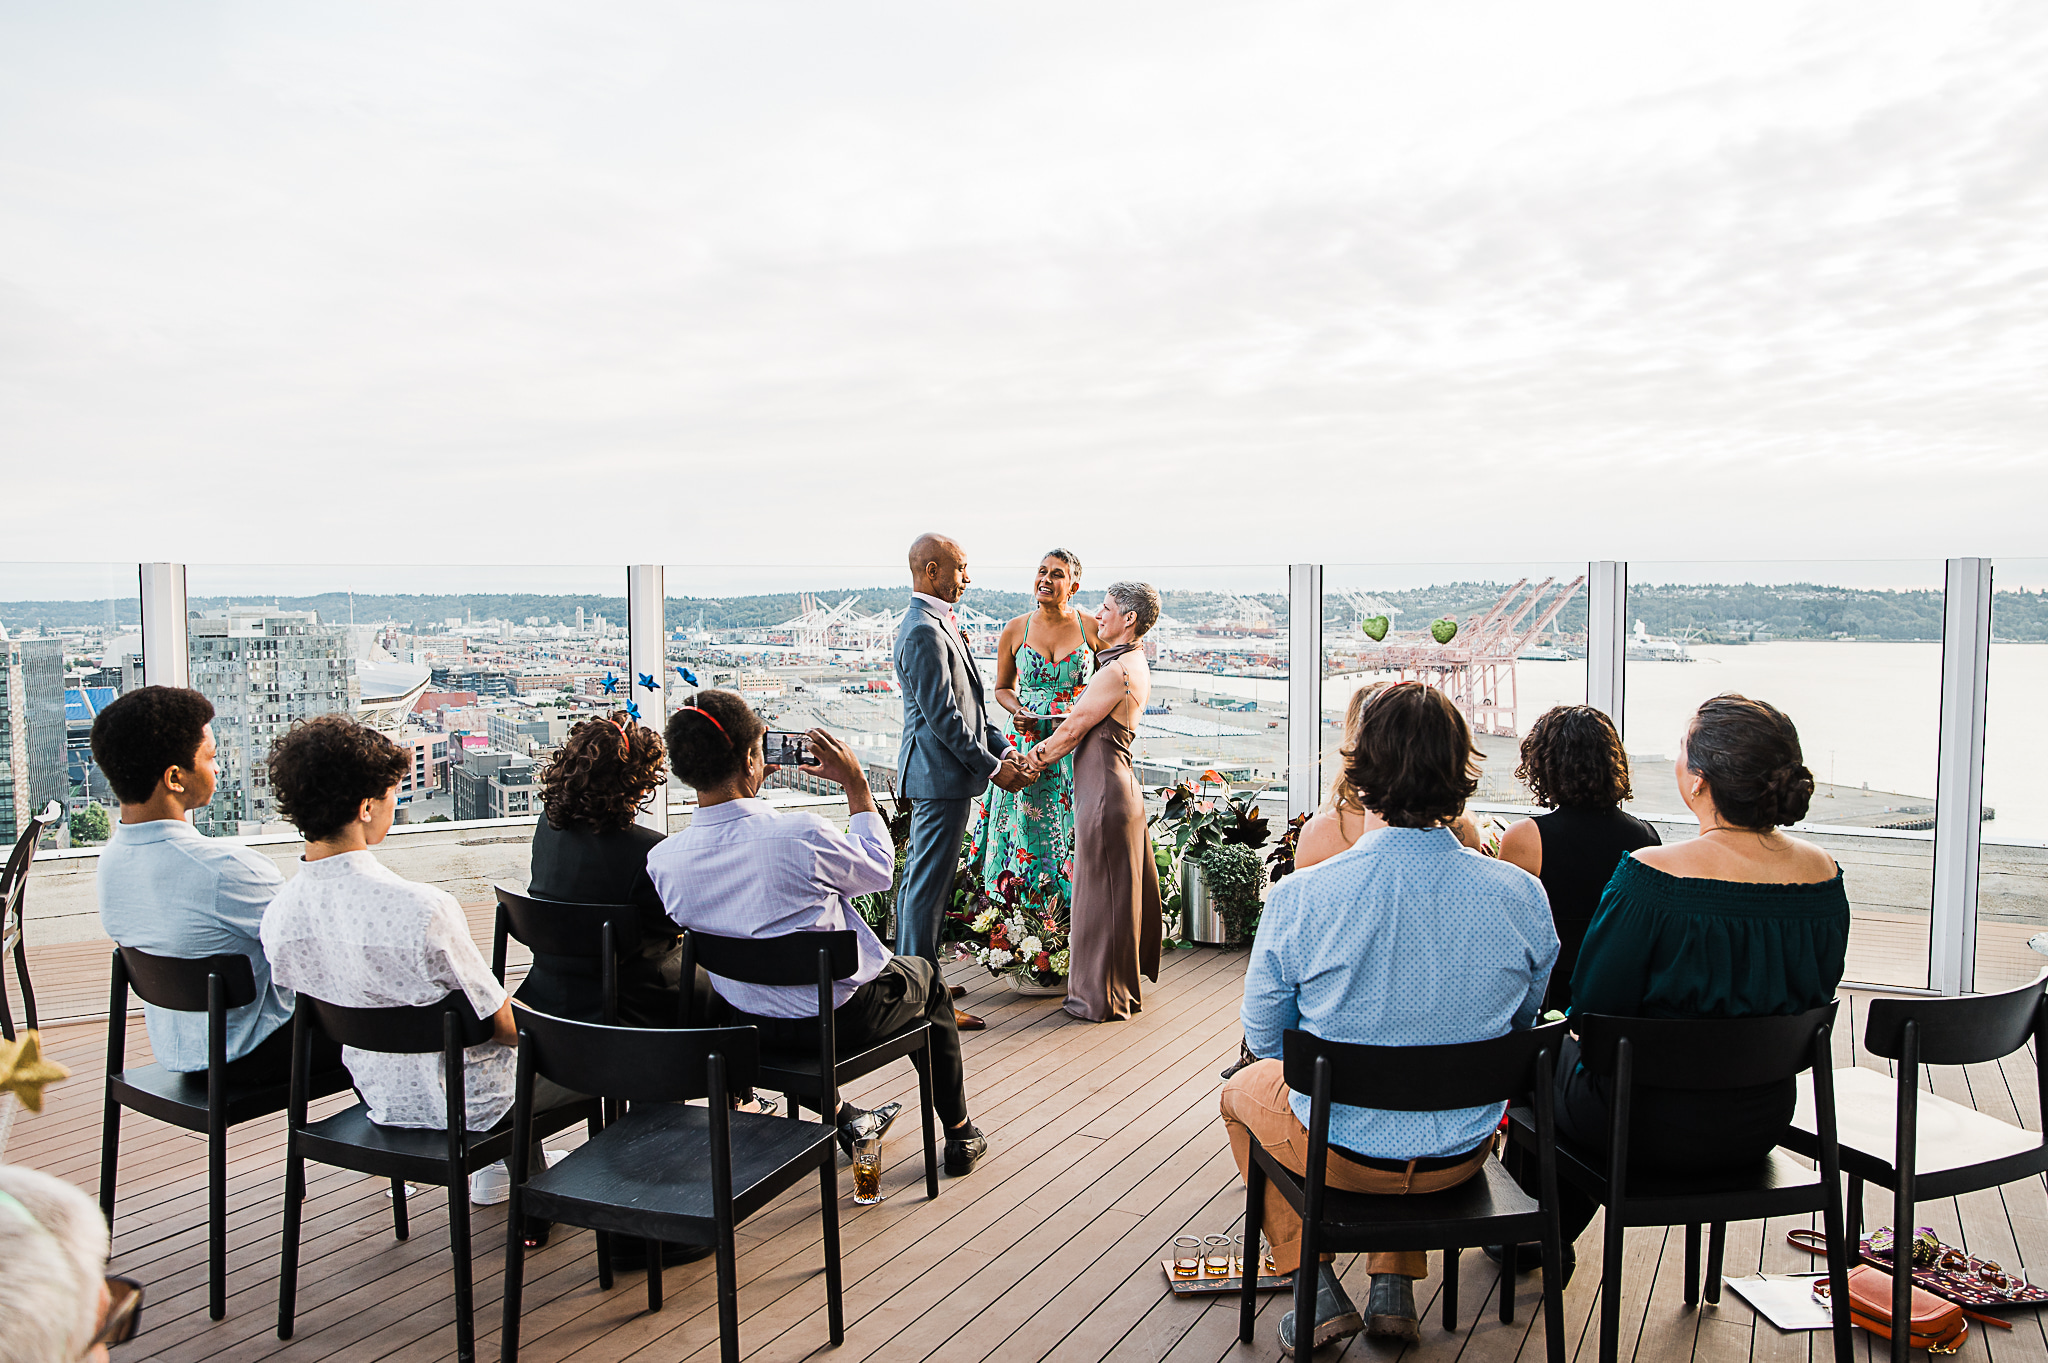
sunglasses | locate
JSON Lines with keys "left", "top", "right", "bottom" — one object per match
{"left": 93, "top": 1276, "right": 145, "bottom": 1349}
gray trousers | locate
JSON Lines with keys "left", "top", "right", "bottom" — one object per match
{"left": 896, "top": 796, "right": 974, "bottom": 965}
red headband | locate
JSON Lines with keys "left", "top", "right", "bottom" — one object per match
{"left": 679, "top": 706, "right": 733, "bottom": 748}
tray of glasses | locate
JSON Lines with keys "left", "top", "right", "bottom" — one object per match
{"left": 1162, "top": 1235, "right": 1293, "bottom": 1296}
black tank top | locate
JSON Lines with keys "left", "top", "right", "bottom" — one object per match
{"left": 1533, "top": 805, "right": 1660, "bottom": 1012}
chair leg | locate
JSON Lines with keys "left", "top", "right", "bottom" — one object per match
{"left": 387, "top": 1177, "right": 408, "bottom": 1239}
{"left": 1541, "top": 1213, "right": 1568, "bottom": 1363}
{"left": 1290, "top": 1227, "right": 1317, "bottom": 1359}
{"left": 1845, "top": 1173, "right": 1863, "bottom": 1241}
{"left": 1704, "top": 1222, "right": 1726, "bottom": 1304}
{"left": 715, "top": 1222, "right": 741, "bottom": 1363}
{"left": 1239, "top": 1159, "right": 1265, "bottom": 1344}
{"left": 1683, "top": 1223, "right": 1701, "bottom": 1308}
{"left": 1499, "top": 1242, "right": 1515, "bottom": 1325}
{"left": 916, "top": 1045, "right": 939, "bottom": 1200}
{"left": 1444, "top": 1247, "right": 1459, "bottom": 1329}
{"left": 819, "top": 1148, "right": 845, "bottom": 1345}
{"left": 449, "top": 1178, "right": 476, "bottom": 1363}
{"left": 98, "top": 1091, "right": 120, "bottom": 1228}
{"left": 502, "top": 1180, "right": 526, "bottom": 1363}
{"left": 208, "top": 1117, "right": 228, "bottom": 1320}
{"left": 277, "top": 1139, "right": 305, "bottom": 1340}
{"left": 1599, "top": 1211, "right": 1624, "bottom": 1363}
{"left": 647, "top": 1239, "right": 664, "bottom": 1312}
{"left": 0, "top": 972, "right": 13, "bottom": 1042}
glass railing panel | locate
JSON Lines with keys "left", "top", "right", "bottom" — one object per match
{"left": 182, "top": 564, "right": 624, "bottom": 837}
{"left": 0, "top": 563, "right": 142, "bottom": 852}
{"left": 1623, "top": 560, "right": 1945, "bottom": 989}
{"left": 1322, "top": 563, "right": 1589, "bottom": 812}
{"left": 1977, "top": 558, "right": 2048, "bottom": 992}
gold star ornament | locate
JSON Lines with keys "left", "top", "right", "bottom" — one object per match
{"left": 0, "top": 1032, "right": 70, "bottom": 1113}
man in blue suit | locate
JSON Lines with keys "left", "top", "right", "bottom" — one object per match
{"left": 893, "top": 532, "right": 1035, "bottom": 1031}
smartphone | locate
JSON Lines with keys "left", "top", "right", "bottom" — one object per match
{"left": 762, "top": 730, "right": 814, "bottom": 767}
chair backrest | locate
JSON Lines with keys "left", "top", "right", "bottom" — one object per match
{"left": 493, "top": 884, "right": 642, "bottom": 960}
{"left": 1862, "top": 972, "right": 2048, "bottom": 1066}
{"left": 0, "top": 800, "right": 60, "bottom": 938}
{"left": 688, "top": 928, "right": 859, "bottom": 987}
{"left": 117, "top": 946, "right": 259, "bottom": 1012}
{"left": 1573, "top": 1002, "right": 1839, "bottom": 1090}
{"left": 1281, "top": 1020, "right": 1571, "bottom": 1112}
{"left": 513, "top": 1005, "right": 760, "bottom": 1102}
{"left": 302, "top": 992, "right": 496, "bottom": 1054}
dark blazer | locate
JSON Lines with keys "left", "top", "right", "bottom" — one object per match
{"left": 892, "top": 595, "right": 1007, "bottom": 800}
{"left": 518, "top": 818, "right": 683, "bottom": 1027}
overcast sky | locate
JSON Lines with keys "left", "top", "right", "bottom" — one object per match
{"left": 3, "top": 1, "right": 2045, "bottom": 575}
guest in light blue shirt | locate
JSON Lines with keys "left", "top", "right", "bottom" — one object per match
{"left": 90, "top": 687, "right": 311, "bottom": 1081}
{"left": 1221, "top": 681, "right": 1558, "bottom": 1354}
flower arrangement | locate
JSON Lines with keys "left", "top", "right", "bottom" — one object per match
{"left": 968, "top": 870, "right": 1071, "bottom": 987}
{"left": 1152, "top": 771, "right": 1272, "bottom": 862}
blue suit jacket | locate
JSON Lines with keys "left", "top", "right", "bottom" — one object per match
{"left": 894, "top": 597, "right": 1008, "bottom": 800}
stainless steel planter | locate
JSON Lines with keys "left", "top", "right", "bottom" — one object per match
{"left": 1182, "top": 859, "right": 1229, "bottom": 945}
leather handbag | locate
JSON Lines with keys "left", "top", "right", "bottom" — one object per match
{"left": 1824, "top": 1264, "right": 1969, "bottom": 1355}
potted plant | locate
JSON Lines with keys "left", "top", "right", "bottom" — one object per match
{"left": 967, "top": 871, "right": 1071, "bottom": 994}
{"left": 1195, "top": 841, "right": 1266, "bottom": 944}
{"left": 1152, "top": 771, "right": 1271, "bottom": 945}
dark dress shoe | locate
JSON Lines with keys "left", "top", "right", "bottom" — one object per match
{"left": 943, "top": 1123, "right": 987, "bottom": 1176}
{"left": 1364, "top": 1273, "right": 1420, "bottom": 1341}
{"left": 834, "top": 1100, "right": 903, "bottom": 1160}
{"left": 1278, "top": 1263, "right": 1365, "bottom": 1356}
{"left": 954, "top": 1008, "right": 986, "bottom": 1031}
{"left": 948, "top": 984, "right": 967, "bottom": 999}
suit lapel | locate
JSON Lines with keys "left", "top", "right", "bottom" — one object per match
{"left": 917, "top": 599, "right": 984, "bottom": 705}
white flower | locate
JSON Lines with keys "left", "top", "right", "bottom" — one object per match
{"left": 987, "top": 949, "right": 1014, "bottom": 968}
{"left": 1049, "top": 949, "right": 1071, "bottom": 975}
{"left": 970, "top": 909, "right": 999, "bottom": 933}
{"left": 1019, "top": 935, "right": 1043, "bottom": 956}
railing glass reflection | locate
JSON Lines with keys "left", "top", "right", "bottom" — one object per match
{"left": 1976, "top": 558, "right": 2048, "bottom": 991}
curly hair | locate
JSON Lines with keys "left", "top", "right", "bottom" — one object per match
{"left": 1327, "top": 681, "right": 1389, "bottom": 814}
{"left": 267, "top": 715, "right": 410, "bottom": 843}
{"left": 90, "top": 686, "right": 215, "bottom": 804}
{"left": 539, "top": 713, "right": 667, "bottom": 831}
{"left": 1516, "top": 705, "right": 1632, "bottom": 809}
{"left": 1685, "top": 693, "right": 1816, "bottom": 830}
{"left": 664, "top": 688, "right": 767, "bottom": 790}
{"left": 1341, "top": 681, "right": 1481, "bottom": 828}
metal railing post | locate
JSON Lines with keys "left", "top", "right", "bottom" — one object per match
{"left": 138, "top": 564, "right": 190, "bottom": 689}
{"left": 1288, "top": 564, "right": 1324, "bottom": 823}
{"left": 1586, "top": 561, "right": 1627, "bottom": 732}
{"left": 1930, "top": 557, "right": 1992, "bottom": 996}
{"left": 626, "top": 565, "right": 669, "bottom": 835}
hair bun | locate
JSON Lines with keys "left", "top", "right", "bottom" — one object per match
{"left": 1764, "top": 762, "right": 1816, "bottom": 825}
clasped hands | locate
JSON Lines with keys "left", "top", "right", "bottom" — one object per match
{"left": 992, "top": 746, "right": 1049, "bottom": 792}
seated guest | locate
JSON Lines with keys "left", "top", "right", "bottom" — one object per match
{"left": 90, "top": 686, "right": 339, "bottom": 1084}
{"left": 647, "top": 688, "right": 988, "bottom": 1175}
{"left": 1537, "top": 694, "right": 1846, "bottom": 1249}
{"left": 0, "top": 1163, "right": 124, "bottom": 1363}
{"left": 258, "top": 716, "right": 583, "bottom": 1246}
{"left": 1496, "top": 705, "right": 1660, "bottom": 1013}
{"left": 1223, "top": 681, "right": 1557, "bottom": 1353}
{"left": 1296, "top": 682, "right": 1489, "bottom": 871}
{"left": 521, "top": 712, "right": 693, "bottom": 1027}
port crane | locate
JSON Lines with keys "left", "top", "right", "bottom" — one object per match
{"left": 1358, "top": 576, "right": 1585, "bottom": 736}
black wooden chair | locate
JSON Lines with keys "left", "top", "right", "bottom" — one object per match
{"left": 684, "top": 927, "right": 938, "bottom": 1199}
{"left": 500, "top": 1008, "right": 843, "bottom": 1363}
{"left": 1239, "top": 1021, "right": 1570, "bottom": 1361}
{"left": 97, "top": 946, "right": 350, "bottom": 1322}
{"left": 1506, "top": 1004, "right": 1854, "bottom": 1363}
{"left": 0, "top": 797, "right": 61, "bottom": 1040}
{"left": 490, "top": 885, "right": 666, "bottom": 1028}
{"left": 1784, "top": 972, "right": 2048, "bottom": 1363}
{"left": 277, "top": 992, "right": 599, "bottom": 1363}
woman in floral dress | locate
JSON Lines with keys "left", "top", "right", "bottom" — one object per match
{"left": 974, "top": 551, "right": 1101, "bottom": 970}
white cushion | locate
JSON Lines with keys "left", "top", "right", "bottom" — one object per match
{"left": 1793, "top": 1065, "right": 2041, "bottom": 1176}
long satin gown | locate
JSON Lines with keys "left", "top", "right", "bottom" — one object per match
{"left": 1064, "top": 645, "right": 1163, "bottom": 1022}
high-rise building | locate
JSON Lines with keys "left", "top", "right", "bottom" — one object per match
{"left": 189, "top": 608, "right": 358, "bottom": 836}
{"left": 451, "top": 749, "right": 537, "bottom": 821}
{"left": 1, "top": 637, "right": 67, "bottom": 847}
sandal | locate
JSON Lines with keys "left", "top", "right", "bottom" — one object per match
{"left": 522, "top": 1217, "right": 553, "bottom": 1251}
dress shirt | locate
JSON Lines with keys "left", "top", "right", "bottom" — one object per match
{"left": 1241, "top": 826, "right": 1559, "bottom": 1159}
{"left": 646, "top": 799, "right": 894, "bottom": 1018}
{"left": 96, "top": 818, "right": 294, "bottom": 1073}
{"left": 260, "top": 851, "right": 512, "bottom": 1130}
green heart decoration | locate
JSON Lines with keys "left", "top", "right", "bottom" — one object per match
{"left": 1361, "top": 615, "right": 1389, "bottom": 642}
{"left": 1430, "top": 617, "right": 1458, "bottom": 645}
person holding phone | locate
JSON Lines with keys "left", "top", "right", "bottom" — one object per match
{"left": 648, "top": 689, "right": 990, "bottom": 1176}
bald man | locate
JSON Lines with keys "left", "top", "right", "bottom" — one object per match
{"left": 894, "top": 534, "right": 1035, "bottom": 1027}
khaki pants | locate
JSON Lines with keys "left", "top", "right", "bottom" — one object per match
{"left": 1220, "top": 1059, "right": 1491, "bottom": 1279}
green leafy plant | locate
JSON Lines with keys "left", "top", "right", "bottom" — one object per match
{"left": 68, "top": 803, "right": 110, "bottom": 845}
{"left": 1196, "top": 842, "right": 1266, "bottom": 944}
{"left": 1152, "top": 773, "right": 1272, "bottom": 864}
{"left": 853, "top": 789, "right": 915, "bottom": 935}
{"left": 1265, "top": 812, "right": 1310, "bottom": 884}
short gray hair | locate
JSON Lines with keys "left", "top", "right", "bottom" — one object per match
{"left": 1104, "top": 581, "right": 1161, "bottom": 637}
{"left": 0, "top": 1165, "right": 110, "bottom": 1363}
{"left": 1044, "top": 548, "right": 1082, "bottom": 577}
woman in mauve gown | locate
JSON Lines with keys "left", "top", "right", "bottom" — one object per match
{"left": 1020, "top": 581, "right": 1163, "bottom": 1022}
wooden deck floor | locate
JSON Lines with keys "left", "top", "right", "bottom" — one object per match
{"left": 13, "top": 933, "right": 2048, "bottom": 1363}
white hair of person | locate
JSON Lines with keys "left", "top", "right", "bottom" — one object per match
{"left": 1104, "top": 581, "right": 1161, "bottom": 637}
{"left": 0, "top": 1164, "right": 110, "bottom": 1363}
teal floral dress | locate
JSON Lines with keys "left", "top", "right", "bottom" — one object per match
{"left": 974, "top": 642, "right": 1090, "bottom": 924}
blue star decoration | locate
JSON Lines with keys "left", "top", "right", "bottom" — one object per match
{"left": 675, "top": 666, "right": 699, "bottom": 687}
{"left": 637, "top": 672, "right": 659, "bottom": 691}
{"left": 624, "top": 700, "right": 642, "bottom": 720}
{"left": 600, "top": 672, "right": 619, "bottom": 695}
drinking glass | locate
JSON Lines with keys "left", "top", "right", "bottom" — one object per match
{"left": 851, "top": 1138, "right": 885, "bottom": 1205}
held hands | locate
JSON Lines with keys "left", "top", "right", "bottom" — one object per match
{"left": 991, "top": 756, "right": 1038, "bottom": 793}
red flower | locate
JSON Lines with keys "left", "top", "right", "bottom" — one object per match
{"left": 1034, "top": 952, "right": 1051, "bottom": 971}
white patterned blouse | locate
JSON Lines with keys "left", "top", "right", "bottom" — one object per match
{"left": 261, "top": 851, "right": 513, "bottom": 1131}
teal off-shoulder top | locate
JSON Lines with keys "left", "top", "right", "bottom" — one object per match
{"left": 1568, "top": 854, "right": 1850, "bottom": 1019}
